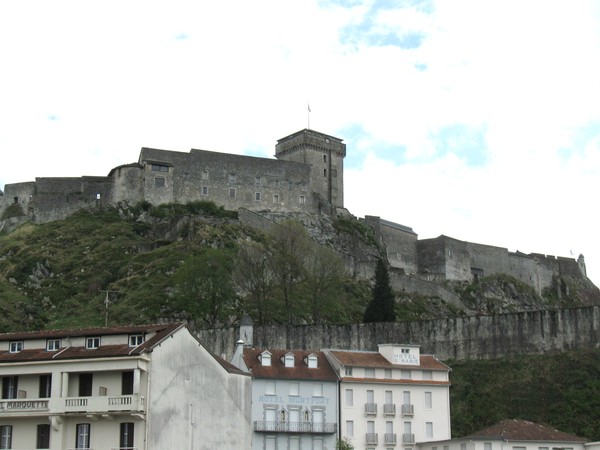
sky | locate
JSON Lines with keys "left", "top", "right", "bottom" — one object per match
{"left": 1, "top": 0, "right": 599, "bottom": 286}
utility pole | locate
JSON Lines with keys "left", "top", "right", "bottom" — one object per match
{"left": 99, "top": 290, "right": 120, "bottom": 326}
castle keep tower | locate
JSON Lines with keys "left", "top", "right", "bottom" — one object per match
{"left": 275, "top": 129, "right": 346, "bottom": 208}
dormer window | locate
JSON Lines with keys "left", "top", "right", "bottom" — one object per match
{"left": 306, "top": 354, "right": 318, "bottom": 369}
{"left": 46, "top": 339, "right": 61, "bottom": 351}
{"left": 284, "top": 353, "right": 295, "bottom": 368}
{"left": 129, "top": 334, "right": 144, "bottom": 347}
{"left": 9, "top": 341, "right": 23, "bottom": 353}
{"left": 86, "top": 337, "right": 100, "bottom": 349}
{"left": 401, "top": 348, "right": 410, "bottom": 354}
{"left": 260, "top": 351, "right": 272, "bottom": 366}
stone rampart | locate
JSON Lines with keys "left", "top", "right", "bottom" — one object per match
{"left": 197, "top": 306, "right": 600, "bottom": 361}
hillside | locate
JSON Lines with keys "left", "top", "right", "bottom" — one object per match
{"left": 1, "top": 202, "right": 598, "bottom": 332}
{"left": 449, "top": 348, "right": 600, "bottom": 440}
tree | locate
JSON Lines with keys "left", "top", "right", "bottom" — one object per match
{"left": 173, "top": 249, "right": 237, "bottom": 327}
{"left": 233, "top": 241, "right": 273, "bottom": 325}
{"left": 363, "top": 258, "right": 396, "bottom": 322}
{"left": 336, "top": 437, "right": 354, "bottom": 450}
{"left": 266, "top": 220, "right": 311, "bottom": 324}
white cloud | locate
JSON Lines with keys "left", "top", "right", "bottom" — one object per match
{"left": 0, "top": 0, "right": 599, "bottom": 285}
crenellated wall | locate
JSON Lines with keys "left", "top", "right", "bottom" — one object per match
{"left": 197, "top": 306, "right": 600, "bottom": 362}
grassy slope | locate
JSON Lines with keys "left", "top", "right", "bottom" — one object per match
{"left": 448, "top": 349, "right": 600, "bottom": 440}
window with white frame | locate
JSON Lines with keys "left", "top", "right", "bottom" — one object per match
{"left": 75, "top": 423, "right": 90, "bottom": 449}
{"left": 46, "top": 339, "right": 61, "bottom": 351}
{"left": 201, "top": 186, "right": 209, "bottom": 196}
{"left": 426, "top": 422, "right": 433, "bottom": 438}
{"left": 313, "top": 383, "right": 323, "bottom": 397}
{"left": 289, "top": 381, "right": 299, "bottom": 396}
{"left": 365, "top": 367, "right": 375, "bottom": 377}
{"left": 346, "top": 420, "right": 354, "bottom": 437}
{"left": 201, "top": 170, "right": 209, "bottom": 180}
{"left": 9, "top": 341, "right": 22, "bottom": 353}
{"left": 229, "top": 188, "right": 236, "bottom": 198}
{"left": 307, "top": 355, "right": 318, "bottom": 368}
{"left": 345, "top": 389, "right": 353, "bottom": 407}
{"left": 422, "top": 370, "right": 433, "bottom": 380}
{"left": 2, "top": 376, "right": 18, "bottom": 399}
{"left": 484, "top": 442, "right": 492, "bottom": 450}
{"left": 86, "top": 337, "right": 100, "bottom": 349}
{"left": 344, "top": 367, "right": 353, "bottom": 376}
{"left": 0, "top": 425, "right": 12, "bottom": 449}
{"left": 425, "top": 391, "right": 432, "bottom": 409}
{"left": 265, "top": 380, "right": 276, "bottom": 395}
{"left": 261, "top": 352, "right": 271, "bottom": 366}
{"left": 284, "top": 354, "right": 294, "bottom": 367}
{"left": 120, "top": 422, "right": 134, "bottom": 449}
{"left": 401, "top": 369, "right": 411, "bottom": 379}
{"left": 151, "top": 164, "right": 168, "bottom": 172}
{"left": 129, "top": 334, "right": 144, "bottom": 347}
{"left": 385, "top": 368, "right": 392, "bottom": 378}
{"left": 299, "top": 195, "right": 305, "bottom": 204}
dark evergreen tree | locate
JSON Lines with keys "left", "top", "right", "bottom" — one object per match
{"left": 363, "top": 258, "right": 396, "bottom": 322}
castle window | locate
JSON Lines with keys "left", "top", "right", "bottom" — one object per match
{"left": 302, "top": 183, "right": 307, "bottom": 191}
{"left": 288, "top": 181, "right": 293, "bottom": 190}
{"left": 96, "top": 193, "right": 101, "bottom": 200}
{"left": 273, "top": 194, "right": 279, "bottom": 204}
{"left": 229, "top": 188, "right": 236, "bottom": 198}
{"left": 201, "top": 186, "right": 209, "bottom": 196}
{"left": 324, "top": 169, "right": 327, "bottom": 177}
{"left": 255, "top": 192, "right": 261, "bottom": 201}
{"left": 299, "top": 195, "right": 305, "bottom": 204}
{"left": 13, "top": 197, "right": 18, "bottom": 204}
{"left": 201, "top": 170, "right": 209, "bottom": 180}
{"left": 323, "top": 154, "right": 327, "bottom": 163}
{"left": 155, "top": 177, "right": 165, "bottom": 188}
{"left": 229, "top": 173, "right": 236, "bottom": 182}
{"left": 255, "top": 176, "right": 261, "bottom": 186}
{"left": 151, "top": 164, "right": 169, "bottom": 172}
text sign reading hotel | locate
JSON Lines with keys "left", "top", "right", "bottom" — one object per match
{"left": 393, "top": 353, "right": 419, "bottom": 365}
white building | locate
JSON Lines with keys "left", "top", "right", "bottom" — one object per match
{"left": 324, "top": 344, "right": 451, "bottom": 450}
{"left": 232, "top": 344, "right": 339, "bottom": 450}
{"left": 419, "top": 419, "right": 589, "bottom": 450}
{"left": 0, "top": 322, "right": 252, "bottom": 450}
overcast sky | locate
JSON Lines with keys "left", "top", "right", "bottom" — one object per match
{"left": 1, "top": 1, "right": 599, "bottom": 285}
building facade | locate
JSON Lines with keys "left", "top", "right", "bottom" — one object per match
{"left": 324, "top": 344, "right": 451, "bottom": 450}
{"left": 0, "top": 323, "right": 251, "bottom": 450}
{"left": 419, "top": 419, "right": 591, "bottom": 450}
{"left": 232, "top": 344, "right": 339, "bottom": 450}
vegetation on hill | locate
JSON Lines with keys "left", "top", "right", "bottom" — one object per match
{"left": 0, "top": 204, "right": 371, "bottom": 331}
{"left": 448, "top": 348, "right": 600, "bottom": 440}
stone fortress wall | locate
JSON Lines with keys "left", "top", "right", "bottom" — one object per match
{"left": 0, "top": 128, "right": 589, "bottom": 296}
{"left": 197, "top": 305, "right": 600, "bottom": 362}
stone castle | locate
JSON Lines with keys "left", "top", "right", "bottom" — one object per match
{"left": 0, "top": 128, "right": 591, "bottom": 299}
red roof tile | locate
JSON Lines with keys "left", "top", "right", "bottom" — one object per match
{"left": 328, "top": 350, "right": 450, "bottom": 371}
{"left": 243, "top": 349, "right": 338, "bottom": 381}
{"left": 0, "top": 323, "right": 185, "bottom": 363}
{"left": 467, "top": 420, "right": 587, "bottom": 442}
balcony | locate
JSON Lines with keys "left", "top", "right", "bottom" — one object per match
{"left": 365, "top": 433, "right": 378, "bottom": 444}
{"left": 401, "top": 403, "right": 414, "bottom": 417}
{"left": 385, "top": 433, "right": 397, "bottom": 445}
{"left": 61, "top": 394, "right": 145, "bottom": 414}
{"left": 254, "top": 421, "right": 337, "bottom": 434}
{"left": 403, "top": 433, "right": 415, "bottom": 444}
{"left": 364, "top": 402, "right": 377, "bottom": 415}
{"left": 0, "top": 399, "right": 49, "bottom": 414}
{"left": 383, "top": 403, "right": 396, "bottom": 416}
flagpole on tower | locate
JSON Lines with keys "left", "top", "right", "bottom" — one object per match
{"left": 307, "top": 102, "right": 311, "bottom": 130}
